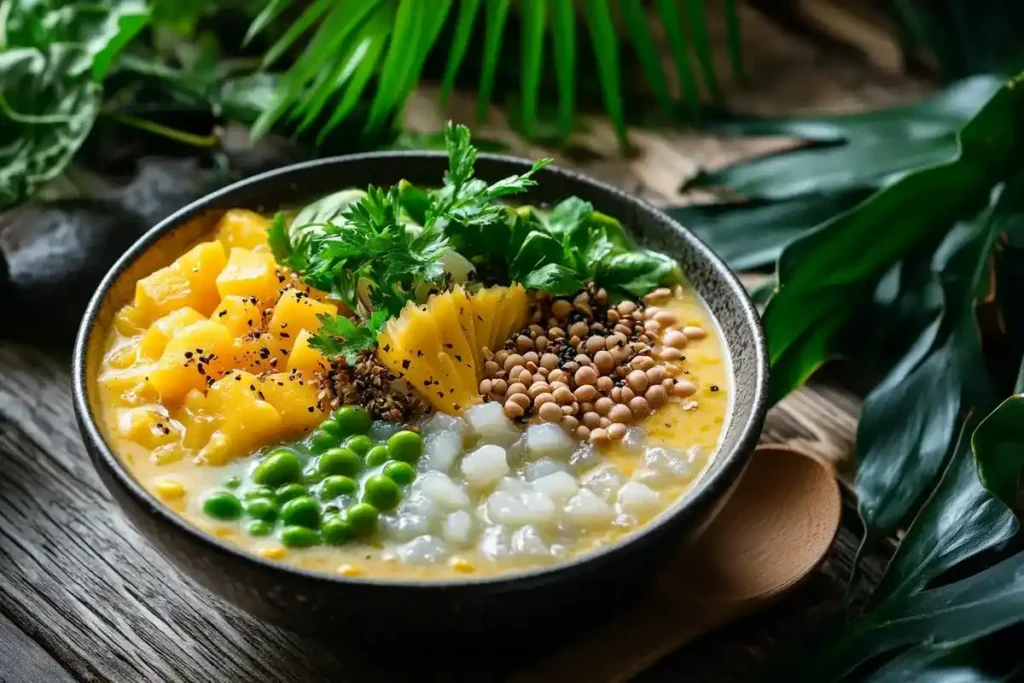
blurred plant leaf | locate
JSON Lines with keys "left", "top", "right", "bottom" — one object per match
{"left": 656, "top": 0, "right": 701, "bottom": 121}
{"left": 475, "top": 0, "right": 510, "bottom": 122}
{"left": 0, "top": 0, "right": 150, "bottom": 210}
{"left": 684, "top": 0, "right": 720, "bottom": 102}
{"left": 519, "top": 0, "right": 545, "bottom": 139}
{"left": 438, "top": 0, "right": 481, "bottom": 106}
{"left": 583, "top": 0, "right": 627, "bottom": 149}
{"left": 667, "top": 191, "right": 870, "bottom": 270}
{"left": 721, "top": 0, "right": 745, "bottom": 82}
{"left": 550, "top": 0, "right": 576, "bottom": 139}
{"left": 620, "top": 0, "right": 673, "bottom": 122}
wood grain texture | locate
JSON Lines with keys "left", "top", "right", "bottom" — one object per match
{"left": 0, "top": 612, "right": 75, "bottom": 683}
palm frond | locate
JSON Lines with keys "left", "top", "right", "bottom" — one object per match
{"left": 248, "top": 0, "right": 744, "bottom": 149}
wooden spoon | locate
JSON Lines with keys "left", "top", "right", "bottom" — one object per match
{"left": 523, "top": 444, "right": 842, "bottom": 682}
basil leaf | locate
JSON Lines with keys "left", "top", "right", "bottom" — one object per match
{"left": 290, "top": 188, "right": 367, "bottom": 238}
{"left": 510, "top": 231, "right": 565, "bottom": 279}
{"left": 522, "top": 263, "right": 582, "bottom": 295}
{"left": 596, "top": 250, "right": 680, "bottom": 298}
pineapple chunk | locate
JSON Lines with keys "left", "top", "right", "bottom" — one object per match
{"left": 116, "top": 406, "right": 181, "bottom": 450}
{"left": 211, "top": 296, "right": 262, "bottom": 337}
{"left": 259, "top": 372, "right": 326, "bottom": 435}
{"left": 139, "top": 307, "right": 206, "bottom": 359}
{"left": 267, "top": 288, "right": 338, "bottom": 349}
{"left": 148, "top": 320, "right": 234, "bottom": 404}
{"left": 196, "top": 371, "right": 283, "bottom": 465}
{"left": 450, "top": 286, "right": 481, "bottom": 370}
{"left": 215, "top": 209, "right": 270, "bottom": 252}
{"left": 425, "top": 292, "right": 477, "bottom": 393}
{"left": 230, "top": 333, "right": 290, "bottom": 373}
{"left": 216, "top": 248, "right": 282, "bottom": 304}
{"left": 98, "top": 364, "right": 159, "bottom": 406}
{"left": 134, "top": 242, "right": 227, "bottom": 320}
{"left": 288, "top": 329, "right": 331, "bottom": 378}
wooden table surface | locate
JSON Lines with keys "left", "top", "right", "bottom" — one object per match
{"left": 0, "top": 5, "right": 919, "bottom": 681}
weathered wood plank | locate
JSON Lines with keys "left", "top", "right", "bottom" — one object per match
{"left": 0, "top": 611, "right": 76, "bottom": 683}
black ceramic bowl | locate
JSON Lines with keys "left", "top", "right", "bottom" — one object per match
{"left": 72, "top": 152, "right": 768, "bottom": 641}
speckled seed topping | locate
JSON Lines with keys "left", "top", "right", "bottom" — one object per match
{"left": 476, "top": 283, "right": 706, "bottom": 446}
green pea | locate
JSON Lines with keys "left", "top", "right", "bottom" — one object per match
{"left": 224, "top": 475, "right": 241, "bottom": 489}
{"left": 318, "top": 418, "right": 344, "bottom": 439}
{"left": 275, "top": 483, "right": 307, "bottom": 503}
{"left": 246, "top": 520, "right": 272, "bottom": 537}
{"left": 344, "top": 434, "right": 374, "bottom": 457}
{"left": 333, "top": 405, "right": 371, "bottom": 436}
{"left": 280, "top": 495, "right": 321, "bottom": 528}
{"left": 365, "top": 445, "right": 389, "bottom": 467}
{"left": 309, "top": 430, "right": 340, "bottom": 454}
{"left": 244, "top": 497, "right": 279, "bottom": 522}
{"left": 362, "top": 475, "right": 401, "bottom": 511}
{"left": 344, "top": 503, "right": 379, "bottom": 537}
{"left": 252, "top": 450, "right": 302, "bottom": 487}
{"left": 382, "top": 461, "right": 416, "bottom": 485}
{"left": 280, "top": 525, "right": 321, "bottom": 548}
{"left": 202, "top": 491, "right": 243, "bottom": 520}
{"left": 244, "top": 486, "right": 275, "bottom": 501}
{"left": 321, "top": 516, "right": 353, "bottom": 545}
{"left": 320, "top": 475, "right": 357, "bottom": 500}
{"left": 318, "top": 447, "right": 361, "bottom": 477}
{"left": 387, "top": 430, "right": 423, "bottom": 463}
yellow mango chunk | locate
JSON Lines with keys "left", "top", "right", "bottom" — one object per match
{"left": 267, "top": 288, "right": 338, "bottom": 348}
{"left": 139, "top": 307, "right": 205, "bottom": 359}
{"left": 230, "top": 333, "right": 290, "bottom": 373}
{"left": 216, "top": 248, "right": 282, "bottom": 304}
{"left": 104, "top": 341, "right": 139, "bottom": 370}
{"left": 259, "top": 372, "right": 326, "bottom": 435}
{"left": 148, "top": 321, "right": 234, "bottom": 404}
{"left": 114, "top": 305, "right": 148, "bottom": 336}
{"left": 134, "top": 242, "right": 227, "bottom": 320}
{"left": 115, "top": 406, "right": 181, "bottom": 450}
{"left": 214, "top": 209, "right": 270, "bottom": 252}
{"left": 176, "top": 389, "right": 217, "bottom": 451}
{"left": 97, "top": 364, "right": 159, "bottom": 406}
{"left": 288, "top": 329, "right": 331, "bottom": 378}
{"left": 198, "top": 371, "right": 283, "bottom": 465}
{"left": 211, "top": 296, "right": 262, "bottom": 337}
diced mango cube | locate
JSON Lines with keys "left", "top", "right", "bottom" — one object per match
{"left": 139, "top": 307, "right": 205, "bottom": 359}
{"left": 98, "top": 364, "right": 159, "bottom": 406}
{"left": 287, "top": 329, "right": 331, "bottom": 378}
{"left": 104, "top": 341, "right": 140, "bottom": 370}
{"left": 230, "top": 333, "right": 289, "bottom": 373}
{"left": 148, "top": 321, "right": 234, "bottom": 404}
{"left": 197, "top": 371, "right": 283, "bottom": 465}
{"left": 268, "top": 288, "right": 338, "bottom": 348}
{"left": 134, "top": 242, "right": 227, "bottom": 320}
{"left": 115, "top": 406, "right": 181, "bottom": 450}
{"left": 176, "top": 389, "right": 217, "bottom": 450}
{"left": 259, "top": 372, "right": 326, "bottom": 435}
{"left": 216, "top": 248, "right": 281, "bottom": 304}
{"left": 114, "top": 305, "right": 148, "bottom": 336}
{"left": 211, "top": 296, "right": 262, "bottom": 337}
{"left": 214, "top": 209, "right": 270, "bottom": 252}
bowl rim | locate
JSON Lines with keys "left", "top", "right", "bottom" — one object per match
{"left": 72, "top": 150, "right": 769, "bottom": 590}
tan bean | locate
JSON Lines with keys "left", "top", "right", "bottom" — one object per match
{"left": 539, "top": 402, "right": 563, "bottom": 422}
{"left": 549, "top": 327, "right": 566, "bottom": 339}
{"left": 608, "top": 404, "right": 633, "bottom": 424}
{"left": 484, "top": 360, "right": 500, "bottom": 376}
{"left": 508, "top": 393, "right": 531, "bottom": 410}
{"left": 548, "top": 369, "right": 567, "bottom": 384}
{"left": 523, "top": 351, "right": 539, "bottom": 365}
{"left": 595, "top": 397, "right": 614, "bottom": 416}
{"left": 607, "top": 423, "right": 627, "bottom": 440}
{"left": 569, "top": 322, "right": 589, "bottom": 337}
{"left": 552, "top": 300, "right": 573, "bottom": 320}
{"left": 528, "top": 383, "right": 552, "bottom": 400}
{"left": 576, "top": 425, "right": 591, "bottom": 440}
{"left": 599, "top": 417, "right": 612, "bottom": 429}
{"left": 662, "top": 329, "right": 688, "bottom": 349}
{"left": 683, "top": 325, "right": 708, "bottom": 340}
{"left": 653, "top": 311, "right": 678, "bottom": 326}
{"left": 610, "top": 387, "right": 622, "bottom": 403}
{"left": 580, "top": 402, "right": 594, "bottom": 413}
{"left": 553, "top": 386, "right": 574, "bottom": 404}
{"left": 569, "top": 335, "right": 582, "bottom": 349}
{"left": 644, "top": 287, "right": 672, "bottom": 304}
{"left": 537, "top": 368, "right": 549, "bottom": 378}
{"left": 519, "top": 369, "right": 534, "bottom": 386}
{"left": 574, "top": 384, "right": 598, "bottom": 402}
{"left": 534, "top": 392, "right": 556, "bottom": 407}
{"left": 590, "top": 322, "right": 605, "bottom": 332}
{"left": 616, "top": 301, "right": 637, "bottom": 316}
{"left": 506, "top": 382, "right": 527, "bottom": 397}
{"left": 585, "top": 336, "right": 606, "bottom": 354}
{"left": 495, "top": 350, "right": 509, "bottom": 365}
{"left": 503, "top": 354, "right": 524, "bottom": 372}
{"left": 606, "top": 310, "right": 620, "bottom": 323}
{"left": 593, "top": 350, "right": 615, "bottom": 374}
{"left": 612, "top": 345, "right": 631, "bottom": 364}
{"left": 631, "top": 355, "right": 655, "bottom": 371}
{"left": 626, "top": 369, "right": 649, "bottom": 395}
{"left": 596, "top": 375, "right": 614, "bottom": 393}
{"left": 589, "top": 428, "right": 611, "bottom": 447}
{"left": 534, "top": 336, "right": 549, "bottom": 351}
{"left": 644, "top": 320, "right": 661, "bottom": 334}
{"left": 646, "top": 366, "right": 666, "bottom": 385}
{"left": 492, "top": 379, "right": 508, "bottom": 395}
{"left": 575, "top": 353, "right": 592, "bottom": 366}
{"left": 614, "top": 324, "right": 633, "bottom": 336}
{"left": 561, "top": 405, "right": 574, "bottom": 416}
{"left": 661, "top": 378, "right": 675, "bottom": 392}
{"left": 660, "top": 347, "right": 683, "bottom": 361}
{"left": 563, "top": 361, "right": 580, "bottom": 375}
{"left": 504, "top": 402, "right": 524, "bottom": 419}
{"left": 621, "top": 387, "right": 635, "bottom": 403}
{"left": 479, "top": 379, "right": 492, "bottom": 394}
{"left": 562, "top": 415, "right": 579, "bottom": 432}
{"left": 582, "top": 411, "right": 601, "bottom": 428}
{"left": 516, "top": 335, "right": 533, "bottom": 352}
{"left": 508, "top": 365, "right": 525, "bottom": 380}
{"left": 629, "top": 396, "right": 651, "bottom": 418}
{"left": 673, "top": 379, "right": 698, "bottom": 397}
{"left": 575, "top": 366, "right": 598, "bottom": 387}
{"left": 645, "top": 385, "right": 667, "bottom": 409}
{"left": 606, "top": 333, "right": 627, "bottom": 350}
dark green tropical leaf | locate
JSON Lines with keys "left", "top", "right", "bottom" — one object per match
{"left": 721, "top": 0, "right": 745, "bottom": 82}
{"left": 667, "top": 191, "right": 870, "bottom": 270}
{"left": 703, "top": 75, "right": 1004, "bottom": 143}
{"left": 862, "top": 639, "right": 1003, "bottom": 683}
{"left": 243, "top": 0, "right": 288, "bottom": 47}
{"left": 260, "top": 0, "right": 333, "bottom": 68}
{"left": 687, "top": 134, "right": 959, "bottom": 200}
{"left": 620, "top": 0, "right": 674, "bottom": 119}
{"left": 656, "top": 0, "right": 701, "bottom": 120}
{"left": 973, "top": 394, "right": 1024, "bottom": 505}
{"left": 520, "top": 0, "right": 546, "bottom": 139}
{"left": 475, "top": 0, "right": 511, "bottom": 122}
{"left": 583, "top": 0, "right": 628, "bottom": 149}
{"left": 438, "top": 0, "right": 481, "bottom": 105}
{"left": 550, "top": 0, "right": 576, "bottom": 139}
{"left": 684, "top": 0, "right": 720, "bottom": 101}
{"left": 367, "top": 0, "right": 428, "bottom": 131}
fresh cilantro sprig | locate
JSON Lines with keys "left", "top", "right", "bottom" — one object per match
{"left": 308, "top": 309, "right": 390, "bottom": 364}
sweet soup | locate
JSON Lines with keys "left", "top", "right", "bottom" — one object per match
{"left": 94, "top": 127, "right": 730, "bottom": 579}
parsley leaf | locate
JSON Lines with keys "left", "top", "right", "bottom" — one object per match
{"left": 309, "top": 309, "right": 390, "bottom": 366}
